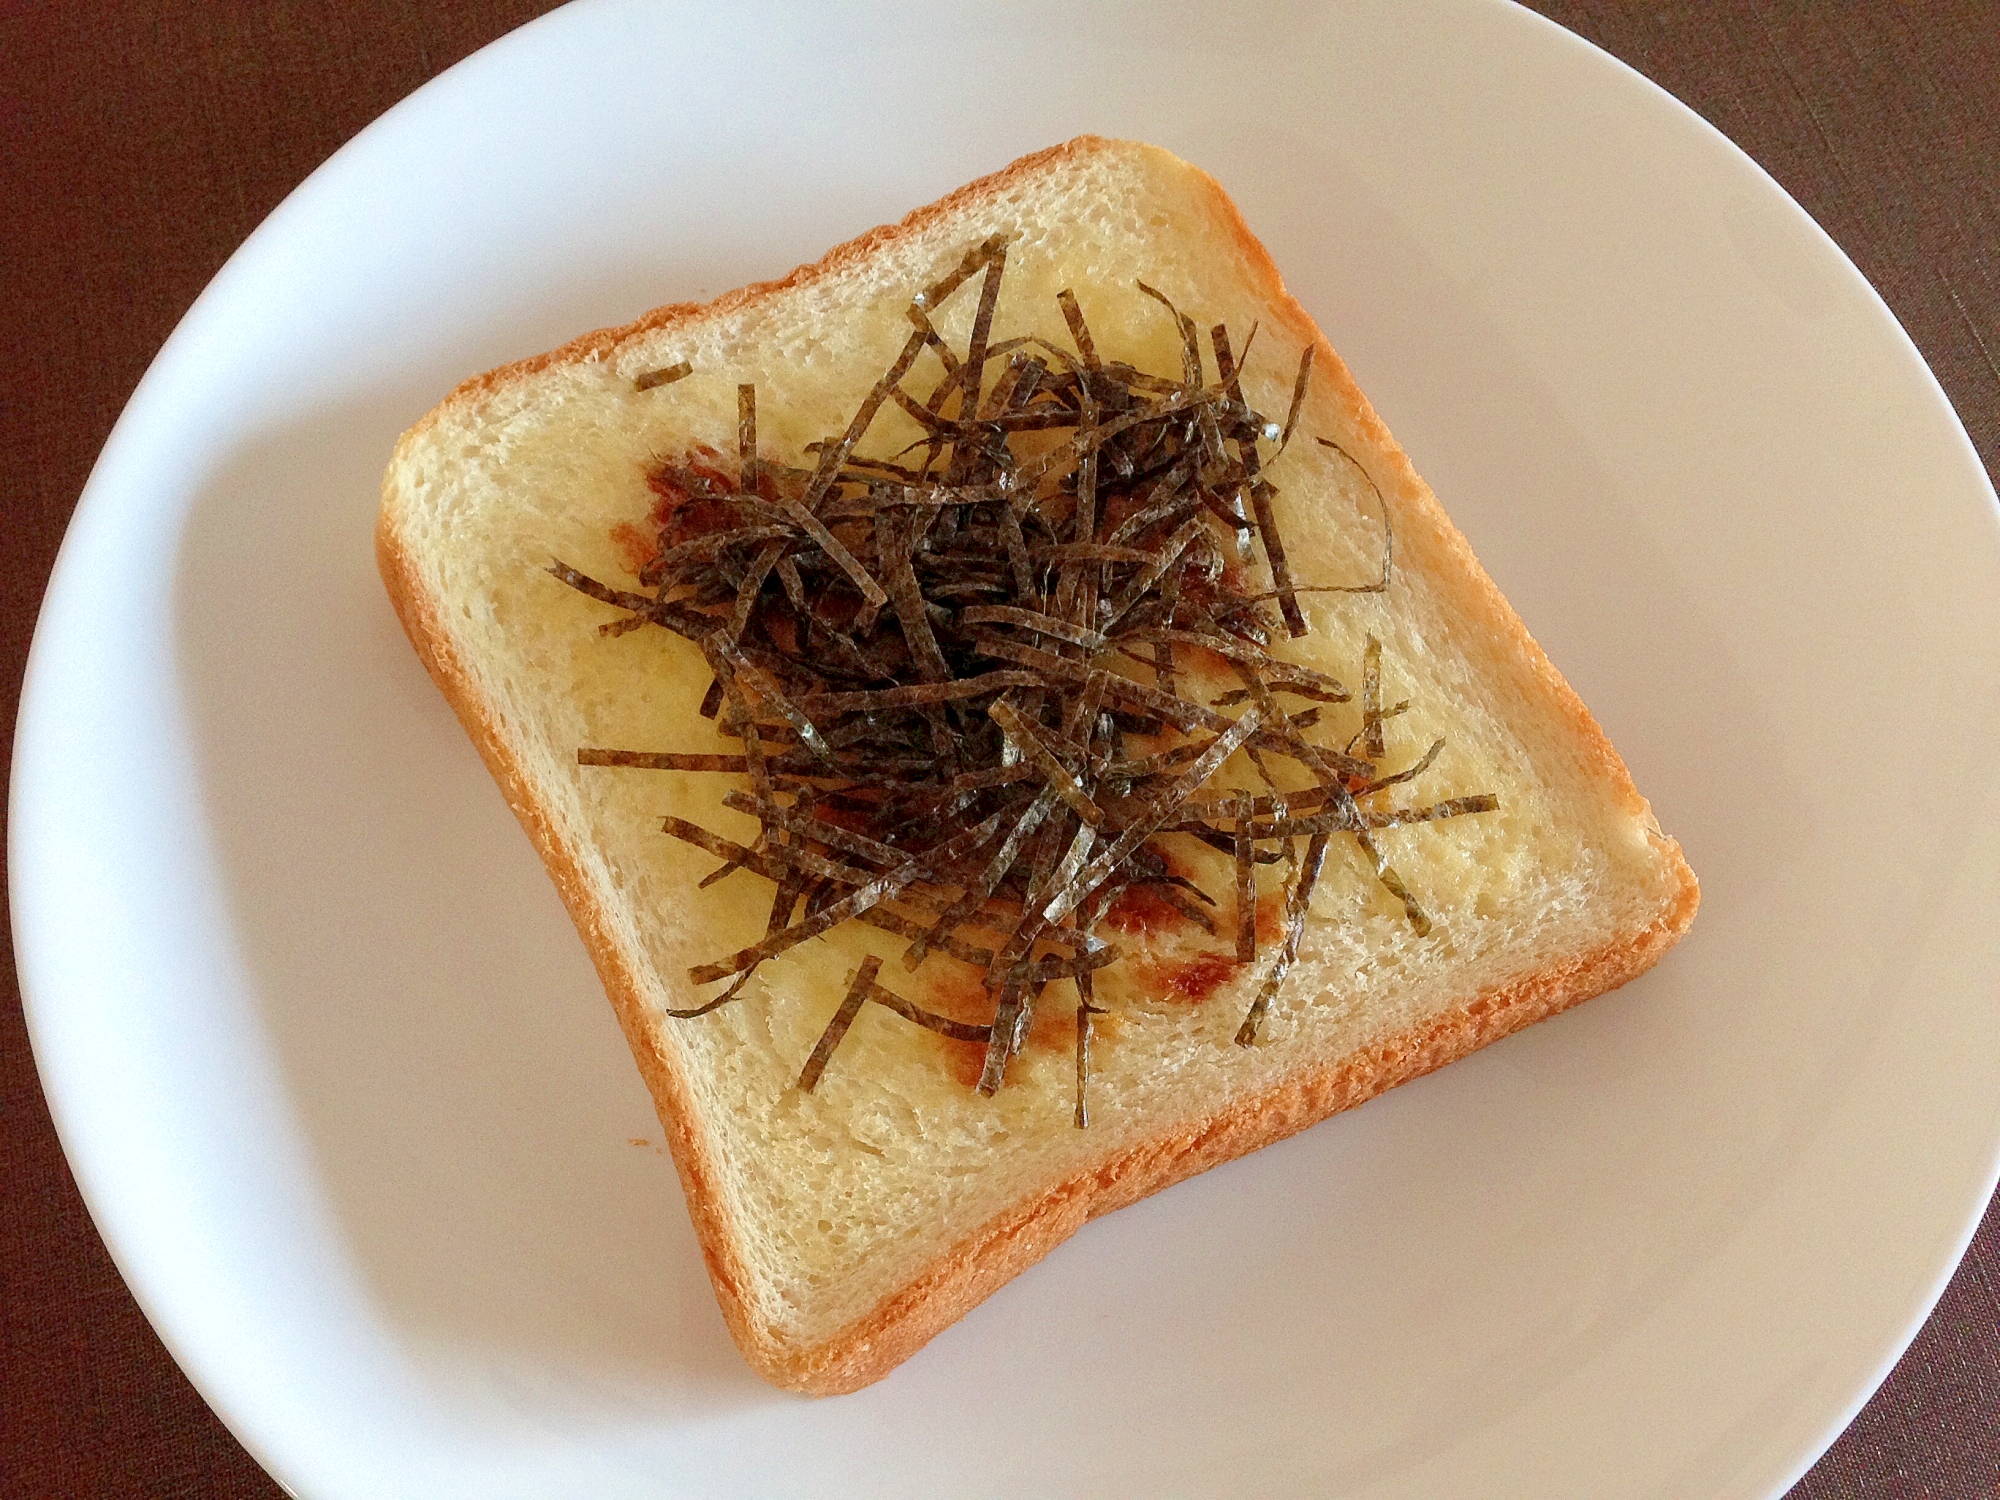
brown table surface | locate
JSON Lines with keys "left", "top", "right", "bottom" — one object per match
{"left": 4, "top": 3, "right": 1996, "bottom": 1495}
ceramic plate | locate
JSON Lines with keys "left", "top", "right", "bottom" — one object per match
{"left": 16, "top": 2, "right": 2000, "bottom": 1495}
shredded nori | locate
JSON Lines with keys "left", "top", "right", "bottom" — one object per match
{"left": 635, "top": 360, "right": 693, "bottom": 391}
{"left": 798, "top": 956, "right": 881, "bottom": 1092}
{"left": 561, "top": 243, "right": 1499, "bottom": 1117}
{"left": 1233, "top": 790, "right": 1258, "bottom": 963}
{"left": 1074, "top": 988, "right": 1105, "bottom": 1129}
{"left": 1234, "top": 831, "right": 1331, "bottom": 1046}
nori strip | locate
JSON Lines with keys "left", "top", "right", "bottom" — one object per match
{"left": 659, "top": 816, "right": 857, "bottom": 891}
{"left": 719, "top": 792, "right": 907, "bottom": 872}
{"left": 1058, "top": 288, "right": 1100, "bottom": 370}
{"left": 1355, "top": 829, "right": 1432, "bottom": 936}
{"left": 1074, "top": 988, "right": 1105, "bottom": 1128}
{"left": 775, "top": 556, "right": 807, "bottom": 612}
{"left": 1105, "top": 474, "right": 1201, "bottom": 548}
{"left": 866, "top": 980, "right": 993, "bottom": 1043}
{"left": 910, "top": 233, "right": 1007, "bottom": 318}
{"left": 806, "top": 324, "right": 934, "bottom": 511}
{"left": 777, "top": 492, "right": 889, "bottom": 612}
{"left": 1305, "top": 436, "right": 1394, "bottom": 594}
{"left": 1041, "top": 707, "right": 1265, "bottom": 927}
{"left": 1124, "top": 627, "right": 1349, "bottom": 700}
{"left": 979, "top": 352, "right": 1031, "bottom": 420}
{"left": 960, "top": 238, "right": 1008, "bottom": 411}
{"left": 1042, "top": 820, "right": 1099, "bottom": 903}
{"left": 1235, "top": 830, "right": 1330, "bottom": 1045}
{"left": 906, "top": 787, "right": 1059, "bottom": 967}
{"left": 659, "top": 813, "right": 1019, "bottom": 969}
{"left": 973, "top": 635, "right": 1231, "bottom": 732}
{"left": 647, "top": 525, "right": 795, "bottom": 576}
{"left": 1037, "top": 542, "right": 1165, "bottom": 566}
{"left": 764, "top": 863, "right": 812, "bottom": 935}
{"left": 1280, "top": 344, "right": 1315, "bottom": 450}
{"left": 879, "top": 507, "right": 950, "bottom": 680}
{"left": 998, "top": 500, "right": 1038, "bottom": 604}
{"left": 1248, "top": 479, "right": 1308, "bottom": 639}
{"left": 738, "top": 383, "right": 758, "bottom": 490}
{"left": 1232, "top": 793, "right": 1500, "bottom": 841}
{"left": 1234, "top": 790, "right": 1258, "bottom": 963}
{"left": 687, "top": 811, "right": 1009, "bottom": 985}
{"left": 707, "top": 657, "right": 775, "bottom": 818}
{"left": 1152, "top": 883, "right": 1219, "bottom": 935}
{"left": 547, "top": 560, "right": 653, "bottom": 613}
{"left": 663, "top": 985, "right": 753, "bottom": 1020}
{"left": 798, "top": 956, "right": 881, "bottom": 1092}
{"left": 1071, "top": 668, "right": 1113, "bottom": 767}
{"left": 726, "top": 539, "right": 788, "bottom": 645}
{"left": 959, "top": 605, "right": 1106, "bottom": 651}
{"left": 1098, "top": 516, "right": 1209, "bottom": 626}
{"left": 889, "top": 389, "right": 1089, "bottom": 436}
{"left": 977, "top": 977, "right": 1035, "bottom": 1095}
{"left": 635, "top": 360, "right": 693, "bottom": 391}
{"left": 1136, "top": 281, "right": 1202, "bottom": 390}
{"left": 807, "top": 670, "right": 1045, "bottom": 711}
{"left": 706, "top": 636, "right": 835, "bottom": 767}
{"left": 1355, "top": 738, "right": 1445, "bottom": 797}
{"left": 990, "top": 699, "right": 1103, "bottom": 827}
{"left": 1361, "top": 635, "right": 1386, "bottom": 761}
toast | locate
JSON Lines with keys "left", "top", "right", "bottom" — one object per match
{"left": 377, "top": 137, "right": 1697, "bottom": 1394}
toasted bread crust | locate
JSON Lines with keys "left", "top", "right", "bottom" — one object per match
{"left": 378, "top": 136, "right": 1697, "bottom": 1393}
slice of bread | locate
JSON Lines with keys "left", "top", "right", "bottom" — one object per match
{"left": 377, "top": 136, "right": 1697, "bottom": 1394}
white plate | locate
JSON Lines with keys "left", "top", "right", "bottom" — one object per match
{"left": 16, "top": 2, "right": 2000, "bottom": 1496}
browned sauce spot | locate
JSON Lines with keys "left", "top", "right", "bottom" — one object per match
{"left": 647, "top": 444, "right": 741, "bottom": 546}
{"left": 1178, "top": 644, "right": 1235, "bottom": 678}
{"left": 1176, "top": 557, "right": 1250, "bottom": 621}
{"left": 610, "top": 521, "right": 655, "bottom": 576}
{"left": 944, "top": 1043, "right": 986, "bottom": 1091}
{"left": 923, "top": 965, "right": 1071, "bottom": 1090}
{"left": 1150, "top": 951, "right": 1242, "bottom": 1004}
{"left": 1104, "top": 884, "right": 1191, "bottom": 937}
{"left": 763, "top": 611, "right": 801, "bottom": 656}
{"left": 1097, "top": 489, "right": 1148, "bottom": 535}
{"left": 919, "top": 968, "right": 997, "bottom": 1090}
{"left": 1025, "top": 998, "right": 1076, "bottom": 1054}
{"left": 809, "top": 801, "right": 875, "bottom": 836}
{"left": 1256, "top": 889, "right": 1287, "bottom": 945}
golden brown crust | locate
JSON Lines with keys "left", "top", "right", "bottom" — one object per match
{"left": 379, "top": 135, "right": 1699, "bottom": 1395}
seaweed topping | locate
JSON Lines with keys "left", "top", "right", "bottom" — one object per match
{"left": 1233, "top": 790, "right": 1258, "bottom": 963}
{"left": 559, "top": 242, "right": 1499, "bottom": 1118}
{"left": 798, "top": 956, "right": 881, "bottom": 1092}
{"left": 634, "top": 360, "right": 693, "bottom": 391}
{"left": 1234, "top": 831, "right": 1330, "bottom": 1046}
{"left": 1074, "top": 988, "right": 1106, "bottom": 1129}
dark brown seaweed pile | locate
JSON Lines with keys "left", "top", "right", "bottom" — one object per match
{"left": 553, "top": 237, "right": 1496, "bottom": 1122}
